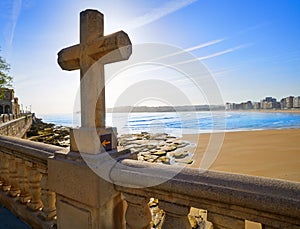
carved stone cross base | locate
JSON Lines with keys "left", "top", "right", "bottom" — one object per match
{"left": 70, "top": 127, "right": 118, "bottom": 154}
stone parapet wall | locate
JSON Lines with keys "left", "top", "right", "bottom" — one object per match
{"left": 111, "top": 159, "right": 300, "bottom": 229}
{"left": 1, "top": 135, "right": 300, "bottom": 229}
{"left": 48, "top": 149, "right": 300, "bottom": 229}
{"left": 0, "top": 136, "right": 68, "bottom": 228}
{"left": 0, "top": 114, "right": 33, "bottom": 138}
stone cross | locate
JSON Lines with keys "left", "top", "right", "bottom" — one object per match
{"left": 57, "top": 9, "right": 132, "bottom": 129}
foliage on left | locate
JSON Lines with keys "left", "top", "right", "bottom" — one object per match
{"left": 0, "top": 48, "right": 13, "bottom": 98}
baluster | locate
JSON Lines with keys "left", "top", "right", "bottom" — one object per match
{"left": 17, "top": 158, "right": 31, "bottom": 204}
{"left": 0, "top": 153, "right": 11, "bottom": 191}
{"left": 8, "top": 155, "right": 21, "bottom": 197}
{"left": 123, "top": 193, "right": 152, "bottom": 229}
{"left": 39, "top": 171, "right": 56, "bottom": 220}
{"left": 27, "top": 164, "right": 43, "bottom": 211}
{"left": 207, "top": 212, "right": 244, "bottom": 229}
{"left": 159, "top": 200, "right": 191, "bottom": 229}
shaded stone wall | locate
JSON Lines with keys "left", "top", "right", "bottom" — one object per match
{"left": 0, "top": 114, "right": 33, "bottom": 138}
{"left": 0, "top": 136, "right": 68, "bottom": 228}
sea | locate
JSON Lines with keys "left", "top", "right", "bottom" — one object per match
{"left": 39, "top": 111, "right": 300, "bottom": 136}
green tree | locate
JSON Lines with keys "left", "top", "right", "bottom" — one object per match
{"left": 0, "top": 49, "right": 13, "bottom": 89}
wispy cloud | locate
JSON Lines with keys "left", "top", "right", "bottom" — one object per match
{"left": 118, "top": 41, "right": 249, "bottom": 79}
{"left": 198, "top": 44, "right": 247, "bottom": 60}
{"left": 128, "top": 0, "right": 198, "bottom": 29}
{"left": 174, "top": 43, "right": 252, "bottom": 65}
{"left": 237, "top": 22, "right": 271, "bottom": 35}
{"left": 185, "top": 39, "right": 225, "bottom": 52}
{"left": 8, "top": 0, "right": 23, "bottom": 45}
{"left": 212, "top": 68, "right": 237, "bottom": 77}
{"left": 152, "top": 38, "right": 225, "bottom": 62}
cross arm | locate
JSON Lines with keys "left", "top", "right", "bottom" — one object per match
{"left": 87, "top": 31, "right": 132, "bottom": 64}
{"left": 57, "top": 44, "right": 81, "bottom": 71}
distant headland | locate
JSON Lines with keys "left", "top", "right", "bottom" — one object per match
{"left": 108, "top": 95, "right": 300, "bottom": 113}
{"left": 107, "top": 105, "right": 225, "bottom": 113}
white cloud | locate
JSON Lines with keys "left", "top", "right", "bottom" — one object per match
{"left": 152, "top": 38, "right": 225, "bottom": 62}
{"left": 127, "top": 0, "right": 198, "bottom": 29}
{"left": 184, "top": 39, "right": 225, "bottom": 52}
{"left": 174, "top": 43, "right": 252, "bottom": 65}
{"left": 198, "top": 44, "right": 248, "bottom": 61}
{"left": 9, "top": 0, "right": 22, "bottom": 45}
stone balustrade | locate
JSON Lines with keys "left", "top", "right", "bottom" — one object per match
{"left": 0, "top": 136, "right": 68, "bottom": 228}
{"left": 1, "top": 135, "right": 300, "bottom": 229}
{"left": 0, "top": 114, "right": 33, "bottom": 137}
{"left": 111, "top": 159, "right": 300, "bottom": 229}
{"left": 0, "top": 113, "right": 21, "bottom": 123}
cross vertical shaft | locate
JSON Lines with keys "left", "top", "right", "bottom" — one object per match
{"left": 79, "top": 10, "right": 105, "bottom": 128}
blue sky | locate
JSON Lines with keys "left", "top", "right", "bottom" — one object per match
{"left": 0, "top": 0, "right": 299, "bottom": 114}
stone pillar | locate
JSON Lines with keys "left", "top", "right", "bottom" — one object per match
{"left": 48, "top": 153, "right": 125, "bottom": 229}
{"left": 39, "top": 172, "right": 56, "bottom": 220}
{"left": 159, "top": 200, "right": 191, "bottom": 229}
{"left": 17, "top": 158, "right": 31, "bottom": 204}
{"left": 27, "top": 164, "right": 43, "bottom": 211}
{"left": 207, "top": 212, "right": 244, "bottom": 229}
{"left": 8, "top": 155, "right": 21, "bottom": 197}
{"left": 123, "top": 193, "right": 151, "bottom": 229}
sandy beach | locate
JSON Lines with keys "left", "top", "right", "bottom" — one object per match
{"left": 184, "top": 128, "right": 300, "bottom": 182}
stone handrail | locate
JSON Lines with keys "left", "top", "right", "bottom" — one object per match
{"left": 111, "top": 159, "right": 300, "bottom": 229}
{"left": 0, "top": 114, "right": 33, "bottom": 137}
{"left": 2, "top": 134, "right": 299, "bottom": 229}
{"left": 0, "top": 136, "right": 68, "bottom": 229}
{"left": 0, "top": 113, "right": 27, "bottom": 124}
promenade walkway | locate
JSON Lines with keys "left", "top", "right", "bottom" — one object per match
{"left": 0, "top": 205, "right": 30, "bottom": 229}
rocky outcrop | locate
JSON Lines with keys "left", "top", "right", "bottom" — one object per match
{"left": 26, "top": 119, "right": 194, "bottom": 165}
{"left": 27, "top": 117, "right": 70, "bottom": 147}
{"left": 118, "top": 132, "right": 194, "bottom": 165}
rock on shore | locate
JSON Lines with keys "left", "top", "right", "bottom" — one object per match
{"left": 26, "top": 117, "right": 70, "bottom": 147}
{"left": 118, "top": 132, "right": 194, "bottom": 165}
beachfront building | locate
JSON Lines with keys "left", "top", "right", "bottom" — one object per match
{"left": 280, "top": 98, "right": 286, "bottom": 109}
{"left": 260, "top": 97, "right": 280, "bottom": 109}
{"left": 293, "top": 96, "right": 300, "bottom": 108}
{"left": 245, "top": 101, "right": 253, "bottom": 109}
{"left": 253, "top": 102, "right": 261, "bottom": 109}
{"left": 0, "top": 88, "right": 14, "bottom": 114}
{"left": 0, "top": 88, "right": 21, "bottom": 115}
{"left": 285, "top": 96, "right": 294, "bottom": 109}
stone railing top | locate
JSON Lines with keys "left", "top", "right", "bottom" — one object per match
{"left": 111, "top": 159, "right": 300, "bottom": 220}
{"left": 0, "top": 114, "right": 30, "bottom": 126}
{"left": 0, "top": 135, "right": 68, "bottom": 165}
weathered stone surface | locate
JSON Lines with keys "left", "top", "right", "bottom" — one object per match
{"left": 159, "top": 200, "right": 191, "bottom": 229}
{"left": 48, "top": 152, "right": 125, "bottom": 229}
{"left": 0, "top": 136, "right": 67, "bottom": 228}
{"left": 175, "top": 158, "right": 194, "bottom": 164}
{"left": 0, "top": 114, "right": 33, "bottom": 138}
{"left": 27, "top": 117, "right": 70, "bottom": 147}
{"left": 171, "top": 151, "right": 190, "bottom": 159}
{"left": 113, "top": 159, "right": 300, "bottom": 229}
{"left": 58, "top": 9, "right": 131, "bottom": 130}
{"left": 118, "top": 132, "right": 194, "bottom": 165}
{"left": 123, "top": 193, "right": 151, "bottom": 229}
{"left": 58, "top": 9, "right": 132, "bottom": 154}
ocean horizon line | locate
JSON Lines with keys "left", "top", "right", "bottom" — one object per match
{"left": 37, "top": 111, "right": 300, "bottom": 136}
